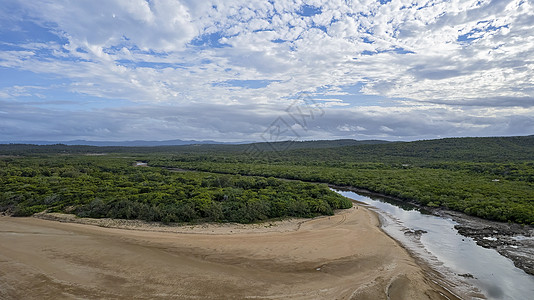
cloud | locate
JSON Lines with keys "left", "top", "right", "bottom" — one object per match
{"left": 1, "top": 0, "right": 533, "bottom": 141}
{"left": 20, "top": 0, "right": 197, "bottom": 52}
{"left": 419, "top": 96, "right": 534, "bottom": 108}
{"left": 1, "top": 98, "right": 532, "bottom": 142}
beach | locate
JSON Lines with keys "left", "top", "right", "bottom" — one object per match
{"left": 0, "top": 205, "right": 460, "bottom": 299}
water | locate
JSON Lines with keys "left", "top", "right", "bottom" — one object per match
{"left": 334, "top": 189, "right": 534, "bottom": 300}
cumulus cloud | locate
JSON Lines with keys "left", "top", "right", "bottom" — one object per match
{"left": 0, "top": 0, "right": 533, "bottom": 141}
{"left": 22, "top": 0, "right": 197, "bottom": 52}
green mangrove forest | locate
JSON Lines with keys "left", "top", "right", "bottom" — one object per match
{"left": 1, "top": 135, "right": 533, "bottom": 224}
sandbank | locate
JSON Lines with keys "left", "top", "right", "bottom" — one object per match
{"left": 0, "top": 205, "right": 461, "bottom": 299}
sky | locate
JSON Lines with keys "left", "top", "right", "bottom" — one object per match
{"left": 0, "top": 0, "right": 533, "bottom": 142}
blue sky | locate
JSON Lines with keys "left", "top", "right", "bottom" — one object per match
{"left": 1, "top": 0, "right": 533, "bottom": 142}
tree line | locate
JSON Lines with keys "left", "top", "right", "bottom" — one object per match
{"left": 0, "top": 155, "right": 352, "bottom": 223}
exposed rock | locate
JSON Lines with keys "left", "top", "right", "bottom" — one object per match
{"left": 449, "top": 211, "right": 534, "bottom": 276}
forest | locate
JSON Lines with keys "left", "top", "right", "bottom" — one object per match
{"left": 0, "top": 155, "right": 351, "bottom": 223}
{"left": 1, "top": 135, "right": 533, "bottom": 224}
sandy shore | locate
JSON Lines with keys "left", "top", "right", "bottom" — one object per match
{"left": 0, "top": 205, "right": 461, "bottom": 299}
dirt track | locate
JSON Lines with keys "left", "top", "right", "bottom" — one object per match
{"left": 0, "top": 206, "right": 460, "bottom": 299}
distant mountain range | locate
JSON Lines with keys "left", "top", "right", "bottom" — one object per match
{"left": 0, "top": 139, "right": 391, "bottom": 154}
{"left": 0, "top": 138, "right": 391, "bottom": 148}
{"left": 1, "top": 137, "right": 532, "bottom": 159}
{"left": 0, "top": 139, "right": 242, "bottom": 147}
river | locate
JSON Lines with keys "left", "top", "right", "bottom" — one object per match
{"left": 334, "top": 189, "right": 534, "bottom": 300}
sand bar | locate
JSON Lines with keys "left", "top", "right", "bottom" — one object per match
{"left": 0, "top": 205, "right": 461, "bottom": 299}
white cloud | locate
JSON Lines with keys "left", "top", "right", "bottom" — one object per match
{"left": 337, "top": 124, "right": 366, "bottom": 132}
{"left": 1, "top": 0, "right": 533, "bottom": 141}
{"left": 21, "top": 0, "right": 197, "bottom": 53}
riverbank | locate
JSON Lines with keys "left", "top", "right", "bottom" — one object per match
{"left": 0, "top": 205, "right": 460, "bottom": 299}
{"left": 165, "top": 165, "right": 534, "bottom": 274}
{"left": 445, "top": 210, "right": 534, "bottom": 275}
{"left": 332, "top": 185, "right": 534, "bottom": 277}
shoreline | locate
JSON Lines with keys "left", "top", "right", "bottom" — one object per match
{"left": 165, "top": 165, "right": 534, "bottom": 274}
{"left": 331, "top": 184, "right": 534, "bottom": 276}
{"left": 1, "top": 205, "right": 462, "bottom": 299}
{"left": 32, "top": 211, "right": 310, "bottom": 235}
{"left": 165, "top": 166, "right": 534, "bottom": 274}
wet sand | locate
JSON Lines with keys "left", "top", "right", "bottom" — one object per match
{"left": 0, "top": 205, "right": 460, "bottom": 299}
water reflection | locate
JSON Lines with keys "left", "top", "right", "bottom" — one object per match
{"left": 334, "top": 189, "right": 534, "bottom": 300}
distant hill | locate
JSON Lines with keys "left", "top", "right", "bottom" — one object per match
{"left": 0, "top": 138, "right": 386, "bottom": 148}
{"left": 282, "top": 136, "right": 534, "bottom": 163}
{"left": 0, "top": 139, "right": 389, "bottom": 155}
{"left": 240, "top": 139, "right": 390, "bottom": 152}
{"left": 1, "top": 136, "right": 532, "bottom": 162}
{"left": 0, "top": 139, "right": 234, "bottom": 147}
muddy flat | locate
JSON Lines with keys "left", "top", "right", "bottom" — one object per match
{"left": 0, "top": 206, "right": 459, "bottom": 299}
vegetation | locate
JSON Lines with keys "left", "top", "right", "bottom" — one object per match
{"left": 1, "top": 135, "right": 533, "bottom": 224}
{"left": 145, "top": 136, "right": 534, "bottom": 224}
{"left": 158, "top": 161, "right": 533, "bottom": 224}
{"left": 0, "top": 155, "right": 351, "bottom": 223}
